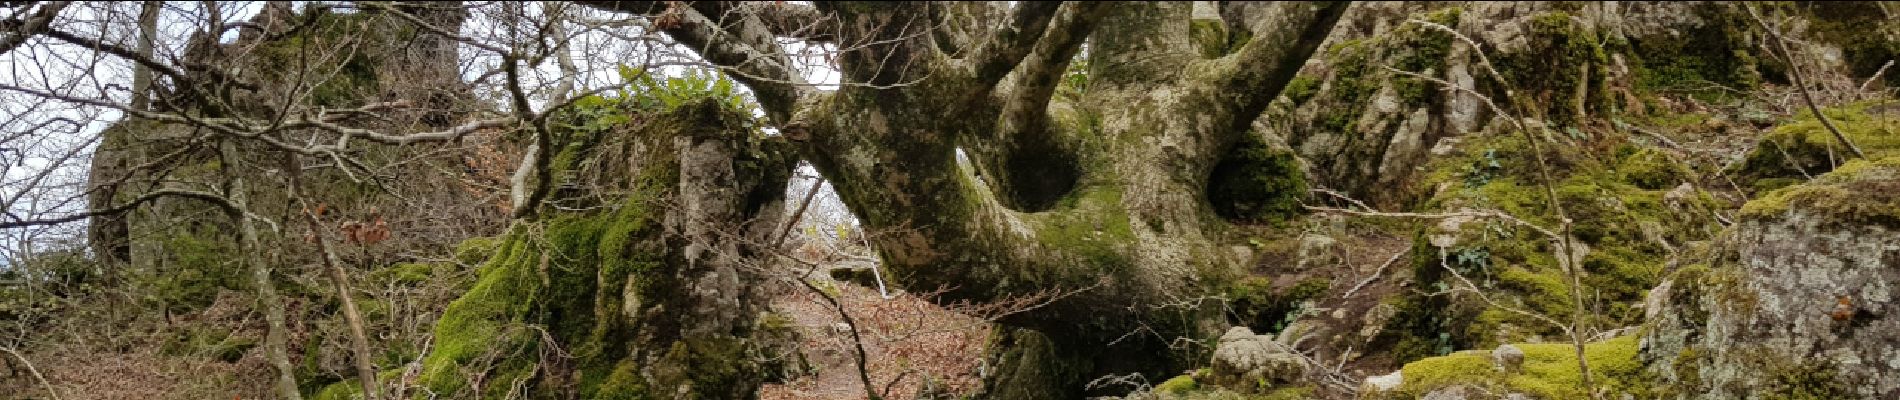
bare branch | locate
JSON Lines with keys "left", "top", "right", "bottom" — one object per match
{"left": 1747, "top": 4, "right": 1866, "bottom": 159}
{"left": 576, "top": 1, "right": 808, "bottom": 124}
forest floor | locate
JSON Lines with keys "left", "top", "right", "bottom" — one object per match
{"left": 760, "top": 269, "right": 990, "bottom": 400}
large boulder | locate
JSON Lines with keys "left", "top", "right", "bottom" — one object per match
{"left": 1643, "top": 157, "right": 1900, "bottom": 399}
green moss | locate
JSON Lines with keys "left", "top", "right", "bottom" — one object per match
{"left": 1398, "top": 335, "right": 1645, "bottom": 399}
{"left": 1739, "top": 157, "right": 1900, "bottom": 227}
{"left": 1226, "top": 276, "right": 1330, "bottom": 334}
{"left": 412, "top": 98, "right": 788, "bottom": 399}
{"left": 1803, "top": 2, "right": 1900, "bottom": 88}
{"left": 453, "top": 236, "right": 501, "bottom": 265}
{"left": 1157, "top": 374, "right": 1200, "bottom": 394}
{"left": 1391, "top": 125, "right": 1720, "bottom": 353}
{"left": 1616, "top": 147, "right": 1691, "bottom": 190}
{"left": 1022, "top": 185, "right": 1137, "bottom": 291}
{"left": 159, "top": 327, "right": 258, "bottom": 363}
{"left": 370, "top": 263, "right": 435, "bottom": 287}
{"left": 1732, "top": 103, "right": 1900, "bottom": 191}
{"left": 1765, "top": 360, "right": 1853, "bottom": 400}
{"left": 1626, "top": 4, "right": 1761, "bottom": 98}
{"left": 311, "top": 381, "right": 362, "bottom": 400}
{"left": 1207, "top": 134, "right": 1308, "bottom": 224}
{"left": 1496, "top": 11, "right": 1612, "bottom": 124}
{"left": 1281, "top": 76, "right": 1321, "bottom": 105}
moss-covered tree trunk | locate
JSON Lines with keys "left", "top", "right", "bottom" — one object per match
{"left": 416, "top": 100, "right": 795, "bottom": 399}
{"left": 736, "top": 3, "right": 1347, "bottom": 397}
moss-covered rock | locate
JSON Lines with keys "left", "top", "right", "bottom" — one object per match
{"left": 1372, "top": 128, "right": 1719, "bottom": 363}
{"left": 1378, "top": 335, "right": 1645, "bottom": 399}
{"left": 413, "top": 97, "right": 795, "bottom": 399}
{"left": 1731, "top": 103, "right": 1900, "bottom": 193}
{"left": 1644, "top": 153, "right": 1900, "bottom": 399}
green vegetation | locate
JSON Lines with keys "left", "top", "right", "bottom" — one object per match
{"left": 1740, "top": 156, "right": 1900, "bottom": 228}
{"left": 1378, "top": 128, "right": 1717, "bottom": 359}
{"left": 1207, "top": 133, "right": 1308, "bottom": 225}
{"left": 1225, "top": 276, "right": 1330, "bottom": 334}
{"left": 1731, "top": 103, "right": 1900, "bottom": 192}
{"left": 1396, "top": 334, "right": 1645, "bottom": 399}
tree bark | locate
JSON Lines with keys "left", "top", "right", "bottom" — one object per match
{"left": 286, "top": 158, "right": 381, "bottom": 400}
{"left": 221, "top": 138, "right": 303, "bottom": 400}
{"left": 417, "top": 100, "right": 796, "bottom": 399}
{"left": 568, "top": 1, "right": 1348, "bottom": 396}
{"left": 130, "top": 1, "right": 159, "bottom": 109}
{"left": 775, "top": 2, "right": 1347, "bottom": 395}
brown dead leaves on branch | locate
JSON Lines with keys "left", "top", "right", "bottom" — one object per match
{"left": 301, "top": 203, "right": 391, "bottom": 246}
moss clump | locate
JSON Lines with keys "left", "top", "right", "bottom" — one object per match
{"left": 1226, "top": 276, "right": 1331, "bottom": 334}
{"left": 1625, "top": 4, "right": 1761, "bottom": 99}
{"left": 452, "top": 236, "right": 501, "bottom": 265}
{"left": 147, "top": 228, "right": 245, "bottom": 313}
{"left": 1397, "top": 335, "right": 1645, "bottom": 399}
{"left": 1141, "top": 368, "right": 1314, "bottom": 399}
{"left": 1764, "top": 360, "right": 1853, "bottom": 400}
{"left": 1803, "top": 2, "right": 1900, "bottom": 88}
{"left": 1207, "top": 134, "right": 1308, "bottom": 224}
{"left": 1281, "top": 76, "right": 1321, "bottom": 105}
{"left": 1497, "top": 11, "right": 1612, "bottom": 124}
{"left": 1739, "top": 157, "right": 1900, "bottom": 228}
{"left": 1389, "top": 128, "right": 1719, "bottom": 354}
{"left": 159, "top": 327, "right": 258, "bottom": 363}
{"left": 1157, "top": 374, "right": 1200, "bottom": 394}
{"left": 1615, "top": 146, "right": 1692, "bottom": 190}
{"left": 1731, "top": 103, "right": 1900, "bottom": 191}
{"left": 369, "top": 262, "right": 436, "bottom": 287}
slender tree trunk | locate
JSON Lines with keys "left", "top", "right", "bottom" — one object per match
{"left": 285, "top": 157, "right": 380, "bottom": 400}
{"left": 221, "top": 139, "right": 303, "bottom": 400}
{"left": 130, "top": 1, "right": 159, "bottom": 110}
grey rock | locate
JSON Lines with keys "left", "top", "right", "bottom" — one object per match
{"left": 1210, "top": 327, "right": 1308, "bottom": 388}
{"left": 1493, "top": 344, "right": 1526, "bottom": 373}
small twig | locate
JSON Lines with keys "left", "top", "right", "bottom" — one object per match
{"left": 1862, "top": 60, "right": 1895, "bottom": 93}
{"left": 775, "top": 177, "right": 827, "bottom": 248}
{"left": 1344, "top": 246, "right": 1409, "bottom": 298}
{"left": 1747, "top": 5, "right": 1867, "bottom": 160}
{"left": 2, "top": 346, "right": 62, "bottom": 400}
{"left": 795, "top": 277, "right": 880, "bottom": 400}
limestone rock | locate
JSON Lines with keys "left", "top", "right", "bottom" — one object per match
{"left": 1362, "top": 370, "right": 1403, "bottom": 393}
{"left": 1210, "top": 327, "right": 1308, "bottom": 389}
{"left": 1492, "top": 344, "right": 1525, "bottom": 373}
{"left": 1643, "top": 159, "right": 1900, "bottom": 399}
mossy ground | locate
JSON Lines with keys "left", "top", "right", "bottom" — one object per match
{"left": 1394, "top": 334, "right": 1644, "bottom": 399}
{"left": 1143, "top": 368, "right": 1317, "bottom": 400}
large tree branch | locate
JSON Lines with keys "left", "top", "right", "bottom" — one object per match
{"left": 963, "top": 1, "right": 1065, "bottom": 88}
{"left": 927, "top": 2, "right": 1008, "bottom": 56}
{"left": 995, "top": 2, "right": 1107, "bottom": 129}
{"left": 577, "top": 1, "right": 807, "bottom": 124}
{"left": 2, "top": 188, "right": 248, "bottom": 229}
{"left": 963, "top": 2, "right": 1107, "bottom": 209}
{"left": 1196, "top": 1, "right": 1348, "bottom": 139}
